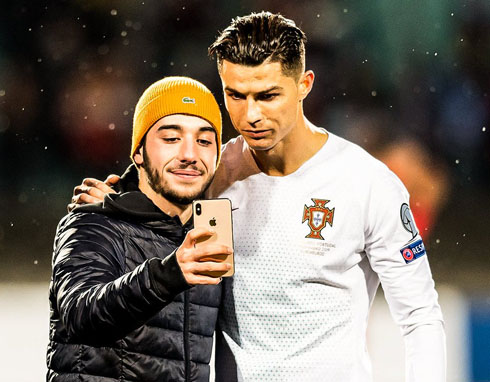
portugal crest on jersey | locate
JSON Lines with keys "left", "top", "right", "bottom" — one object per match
{"left": 302, "top": 198, "right": 335, "bottom": 240}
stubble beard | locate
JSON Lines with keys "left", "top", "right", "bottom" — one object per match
{"left": 142, "top": 145, "right": 214, "bottom": 206}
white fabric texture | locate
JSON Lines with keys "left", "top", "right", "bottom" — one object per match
{"left": 208, "top": 132, "right": 446, "bottom": 382}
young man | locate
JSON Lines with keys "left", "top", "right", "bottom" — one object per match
{"left": 71, "top": 12, "right": 446, "bottom": 382}
{"left": 47, "top": 77, "right": 233, "bottom": 381}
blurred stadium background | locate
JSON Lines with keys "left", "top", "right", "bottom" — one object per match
{"left": 0, "top": 1, "right": 489, "bottom": 381}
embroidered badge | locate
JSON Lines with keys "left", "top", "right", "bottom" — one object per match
{"left": 302, "top": 199, "right": 335, "bottom": 240}
{"left": 182, "top": 96, "right": 195, "bottom": 104}
{"left": 400, "top": 203, "right": 418, "bottom": 239}
{"left": 400, "top": 239, "right": 426, "bottom": 263}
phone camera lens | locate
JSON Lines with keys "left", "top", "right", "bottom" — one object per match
{"left": 196, "top": 203, "right": 202, "bottom": 216}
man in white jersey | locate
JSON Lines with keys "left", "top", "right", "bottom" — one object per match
{"left": 70, "top": 11, "right": 446, "bottom": 382}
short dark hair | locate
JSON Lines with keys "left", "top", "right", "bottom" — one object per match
{"left": 208, "top": 12, "right": 307, "bottom": 79}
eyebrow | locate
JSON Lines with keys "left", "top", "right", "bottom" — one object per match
{"left": 224, "top": 85, "right": 283, "bottom": 96}
{"left": 156, "top": 124, "right": 215, "bottom": 133}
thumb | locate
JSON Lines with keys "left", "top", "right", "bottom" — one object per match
{"left": 183, "top": 227, "right": 215, "bottom": 248}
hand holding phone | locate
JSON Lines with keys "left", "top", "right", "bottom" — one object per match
{"left": 175, "top": 226, "right": 233, "bottom": 285}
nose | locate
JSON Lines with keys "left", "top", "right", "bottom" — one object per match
{"left": 177, "top": 136, "right": 198, "bottom": 163}
{"left": 246, "top": 98, "right": 262, "bottom": 126}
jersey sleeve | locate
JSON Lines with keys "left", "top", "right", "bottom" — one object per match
{"left": 364, "top": 169, "right": 446, "bottom": 382}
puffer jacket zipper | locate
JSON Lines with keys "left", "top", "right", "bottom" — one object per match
{"left": 184, "top": 289, "right": 190, "bottom": 381}
{"left": 182, "top": 224, "right": 191, "bottom": 382}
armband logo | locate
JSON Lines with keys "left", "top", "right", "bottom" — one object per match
{"left": 302, "top": 198, "right": 335, "bottom": 240}
{"left": 400, "top": 239, "right": 426, "bottom": 263}
{"left": 400, "top": 203, "right": 418, "bottom": 239}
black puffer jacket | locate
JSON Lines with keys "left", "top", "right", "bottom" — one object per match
{"left": 46, "top": 165, "right": 221, "bottom": 381}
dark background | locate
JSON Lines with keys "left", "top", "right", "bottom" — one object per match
{"left": 1, "top": 0, "right": 489, "bottom": 290}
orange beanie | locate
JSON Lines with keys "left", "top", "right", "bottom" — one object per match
{"left": 131, "top": 76, "right": 222, "bottom": 163}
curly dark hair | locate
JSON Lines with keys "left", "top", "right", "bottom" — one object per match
{"left": 208, "top": 11, "right": 307, "bottom": 79}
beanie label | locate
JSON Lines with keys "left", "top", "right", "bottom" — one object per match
{"left": 182, "top": 96, "right": 196, "bottom": 104}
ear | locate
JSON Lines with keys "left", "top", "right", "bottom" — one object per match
{"left": 298, "top": 70, "right": 315, "bottom": 101}
{"left": 133, "top": 145, "right": 144, "bottom": 166}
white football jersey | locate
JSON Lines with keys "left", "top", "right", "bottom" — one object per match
{"left": 208, "top": 132, "right": 445, "bottom": 382}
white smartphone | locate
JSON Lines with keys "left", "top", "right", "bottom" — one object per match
{"left": 192, "top": 198, "right": 234, "bottom": 277}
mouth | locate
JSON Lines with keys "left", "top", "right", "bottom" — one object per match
{"left": 242, "top": 129, "right": 270, "bottom": 139}
{"left": 169, "top": 168, "right": 203, "bottom": 180}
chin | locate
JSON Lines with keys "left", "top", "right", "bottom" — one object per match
{"left": 174, "top": 186, "right": 203, "bottom": 199}
{"left": 246, "top": 140, "right": 276, "bottom": 152}
{"left": 168, "top": 181, "right": 210, "bottom": 203}
{"left": 164, "top": 190, "right": 202, "bottom": 206}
